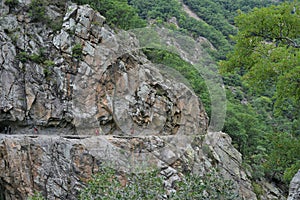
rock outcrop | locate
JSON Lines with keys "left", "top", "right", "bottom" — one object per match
{"left": 0, "top": 1, "right": 283, "bottom": 200}
{"left": 0, "top": 131, "right": 258, "bottom": 199}
{"left": 0, "top": 1, "right": 206, "bottom": 137}
{"left": 288, "top": 170, "right": 300, "bottom": 200}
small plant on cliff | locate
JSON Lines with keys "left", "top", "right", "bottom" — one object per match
{"left": 72, "top": 43, "right": 83, "bottom": 60}
{"left": 71, "top": 0, "right": 146, "bottom": 30}
{"left": 17, "top": 51, "right": 30, "bottom": 63}
{"left": 28, "top": 192, "right": 45, "bottom": 200}
{"left": 29, "top": 0, "right": 48, "bottom": 23}
{"left": 4, "top": 0, "right": 19, "bottom": 8}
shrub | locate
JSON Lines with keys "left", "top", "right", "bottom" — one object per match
{"left": 28, "top": 192, "right": 45, "bottom": 200}
{"left": 4, "top": 0, "right": 19, "bottom": 8}
{"left": 72, "top": 43, "right": 83, "bottom": 60}
{"left": 29, "top": 0, "right": 48, "bottom": 22}
{"left": 80, "top": 165, "right": 165, "bottom": 199}
{"left": 80, "top": 165, "right": 240, "bottom": 199}
{"left": 17, "top": 51, "right": 30, "bottom": 63}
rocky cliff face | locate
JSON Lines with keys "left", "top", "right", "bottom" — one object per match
{"left": 0, "top": 1, "right": 286, "bottom": 199}
{"left": 0, "top": 132, "right": 258, "bottom": 199}
{"left": 0, "top": 1, "right": 207, "bottom": 136}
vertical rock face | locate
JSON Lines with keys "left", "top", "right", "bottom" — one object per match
{"left": 0, "top": 2, "right": 207, "bottom": 136}
{"left": 288, "top": 170, "right": 300, "bottom": 200}
{"left": 0, "top": 1, "right": 284, "bottom": 200}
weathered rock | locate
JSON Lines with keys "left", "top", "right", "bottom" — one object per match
{"left": 0, "top": 1, "right": 284, "bottom": 200}
{"left": 257, "top": 180, "right": 286, "bottom": 200}
{"left": 0, "top": 3, "right": 207, "bottom": 137}
{"left": 288, "top": 170, "right": 300, "bottom": 200}
{"left": 202, "top": 132, "right": 257, "bottom": 199}
{"left": 0, "top": 131, "right": 258, "bottom": 199}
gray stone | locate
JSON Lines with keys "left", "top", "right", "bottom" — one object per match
{"left": 0, "top": 15, "right": 19, "bottom": 32}
{"left": 288, "top": 170, "right": 300, "bottom": 200}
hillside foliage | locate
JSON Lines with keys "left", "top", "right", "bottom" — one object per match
{"left": 220, "top": 1, "right": 300, "bottom": 188}
{"left": 79, "top": 165, "right": 239, "bottom": 200}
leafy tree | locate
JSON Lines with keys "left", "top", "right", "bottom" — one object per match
{"left": 220, "top": 1, "right": 300, "bottom": 188}
{"left": 220, "top": 2, "right": 300, "bottom": 109}
{"left": 264, "top": 132, "right": 300, "bottom": 185}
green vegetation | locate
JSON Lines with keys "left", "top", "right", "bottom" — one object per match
{"left": 72, "top": 43, "right": 83, "bottom": 60}
{"left": 17, "top": 48, "right": 47, "bottom": 64}
{"left": 14, "top": 0, "right": 300, "bottom": 196}
{"left": 130, "top": 0, "right": 299, "bottom": 191}
{"left": 129, "top": 0, "right": 231, "bottom": 59}
{"left": 4, "top": 0, "right": 19, "bottom": 8}
{"left": 264, "top": 133, "right": 300, "bottom": 184}
{"left": 80, "top": 165, "right": 239, "bottom": 199}
{"left": 182, "top": 0, "right": 237, "bottom": 38}
{"left": 16, "top": 49, "right": 54, "bottom": 79}
{"left": 170, "top": 169, "right": 239, "bottom": 199}
{"left": 129, "top": 0, "right": 281, "bottom": 60}
{"left": 143, "top": 48, "right": 211, "bottom": 115}
{"left": 28, "top": 0, "right": 63, "bottom": 32}
{"left": 220, "top": 2, "right": 300, "bottom": 108}
{"left": 16, "top": 51, "right": 30, "bottom": 63}
{"left": 71, "top": 0, "right": 146, "bottom": 30}
{"left": 220, "top": 1, "right": 300, "bottom": 188}
{"left": 29, "top": 0, "right": 48, "bottom": 22}
{"left": 28, "top": 192, "right": 45, "bottom": 200}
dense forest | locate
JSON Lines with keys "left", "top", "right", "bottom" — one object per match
{"left": 21, "top": 0, "right": 299, "bottom": 198}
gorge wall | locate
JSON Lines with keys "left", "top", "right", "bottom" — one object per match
{"left": 0, "top": 1, "right": 290, "bottom": 199}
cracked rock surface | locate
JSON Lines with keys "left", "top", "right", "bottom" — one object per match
{"left": 0, "top": 1, "right": 286, "bottom": 200}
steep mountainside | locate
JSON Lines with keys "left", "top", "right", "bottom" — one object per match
{"left": 0, "top": 0, "right": 290, "bottom": 199}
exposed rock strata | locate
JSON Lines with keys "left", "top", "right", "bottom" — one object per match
{"left": 0, "top": 2, "right": 206, "bottom": 137}
{"left": 0, "top": 132, "right": 257, "bottom": 199}
{"left": 0, "top": 1, "right": 286, "bottom": 200}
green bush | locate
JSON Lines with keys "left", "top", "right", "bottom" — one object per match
{"left": 43, "top": 60, "right": 55, "bottom": 67}
{"left": 264, "top": 132, "right": 300, "bottom": 184}
{"left": 79, "top": 166, "right": 164, "bottom": 199}
{"left": 171, "top": 169, "right": 239, "bottom": 199}
{"left": 72, "top": 0, "right": 146, "bottom": 30}
{"left": 17, "top": 51, "right": 30, "bottom": 63}
{"left": 80, "top": 165, "right": 240, "bottom": 199}
{"left": 29, "top": 0, "right": 48, "bottom": 22}
{"left": 72, "top": 43, "right": 83, "bottom": 60}
{"left": 4, "top": 0, "right": 19, "bottom": 8}
{"left": 28, "top": 192, "right": 45, "bottom": 200}
{"left": 252, "top": 182, "right": 263, "bottom": 198}
{"left": 29, "top": 53, "right": 43, "bottom": 63}
{"left": 283, "top": 161, "right": 300, "bottom": 184}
